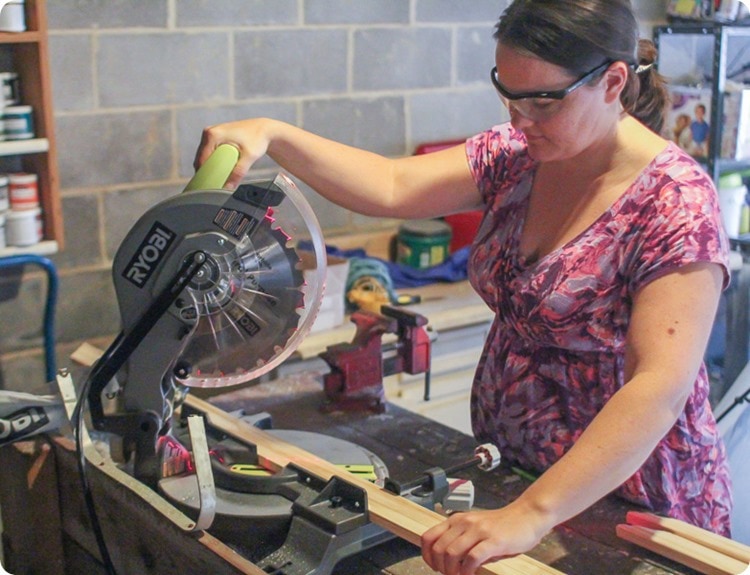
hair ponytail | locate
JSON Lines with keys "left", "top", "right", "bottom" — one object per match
{"left": 620, "top": 39, "right": 670, "bottom": 134}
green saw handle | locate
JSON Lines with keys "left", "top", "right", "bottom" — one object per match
{"left": 183, "top": 144, "right": 240, "bottom": 192}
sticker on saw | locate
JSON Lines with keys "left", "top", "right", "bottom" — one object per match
{"left": 123, "top": 221, "right": 177, "bottom": 287}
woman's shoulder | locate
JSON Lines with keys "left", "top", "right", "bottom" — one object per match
{"left": 467, "top": 123, "right": 528, "bottom": 158}
{"left": 466, "top": 123, "right": 535, "bottom": 192}
{"left": 641, "top": 142, "right": 717, "bottom": 204}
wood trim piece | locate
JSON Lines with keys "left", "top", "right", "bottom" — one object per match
{"left": 625, "top": 511, "right": 750, "bottom": 564}
{"left": 184, "top": 394, "right": 567, "bottom": 575}
{"left": 616, "top": 524, "right": 747, "bottom": 575}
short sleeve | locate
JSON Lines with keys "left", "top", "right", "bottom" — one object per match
{"left": 628, "top": 162, "right": 730, "bottom": 294}
{"left": 465, "top": 123, "right": 535, "bottom": 203}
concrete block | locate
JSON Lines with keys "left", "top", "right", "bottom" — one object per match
{"left": 0, "top": 271, "right": 44, "bottom": 351}
{"left": 305, "top": 0, "right": 409, "bottom": 24}
{"left": 353, "top": 28, "right": 452, "bottom": 91}
{"left": 49, "top": 35, "right": 94, "bottom": 112}
{"left": 47, "top": 1, "right": 168, "bottom": 29}
{"left": 410, "top": 89, "right": 503, "bottom": 145}
{"left": 103, "top": 184, "right": 178, "bottom": 260}
{"left": 51, "top": 195, "right": 101, "bottom": 270}
{"left": 176, "top": 102, "right": 298, "bottom": 178}
{"left": 292, "top": 179, "right": 351, "bottom": 231}
{"left": 457, "top": 26, "right": 497, "bottom": 86}
{"left": 98, "top": 33, "right": 230, "bottom": 107}
{"left": 235, "top": 29, "right": 348, "bottom": 98}
{"left": 177, "top": 0, "right": 298, "bottom": 26}
{"left": 55, "top": 270, "right": 119, "bottom": 343}
{"left": 303, "top": 96, "right": 406, "bottom": 156}
{"left": 415, "top": 0, "right": 503, "bottom": 23}
{"left": 56, "top": 111, "right": 172, "bottom": 189}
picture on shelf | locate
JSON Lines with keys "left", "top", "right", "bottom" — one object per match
{"left": 663, "top": 86, "right": 712, "bottom": 159}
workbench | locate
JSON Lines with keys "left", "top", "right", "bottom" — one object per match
{"left": 0, "top": 369, "right": 703, "bottom": 575}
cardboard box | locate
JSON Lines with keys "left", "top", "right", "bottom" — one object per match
{"left": 721, "top": 88, "right": 750, "bottom": 160}
{"left": 300, "top": 251, "right": 350, "bottom": 334}
{"left": 662, "top": 86, "right": 712, "bottom": 158}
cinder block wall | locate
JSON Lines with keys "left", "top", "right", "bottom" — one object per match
{"left": 0, "top": 0, "right": 668, "bottom": 391}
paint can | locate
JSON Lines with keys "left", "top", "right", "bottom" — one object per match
{"left": 397, "top": 219, "right": 452, "bottom": 269}
{"left": 8, "top": 172, "right": 38, "bottom": 210}
{"left": 2, "top": 105, "right": 34, "bottom": 140}
{"left": 5, "top": 207, "right": 42, "bottom": 246}
{"left": 0, "top": 0, "right": 25, "bottom": 33}
{"left": 0, "top": 72, "right": 20, "bottom": 106}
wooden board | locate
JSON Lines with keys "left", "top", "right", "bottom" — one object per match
{"left": 616, "top": 524, "right": 747, "bottom": 575}
{"left": 626, "top": 511, "right": 750, "bottom": 564}
{"left": 184, "top": 394, "right": 566, "bottom": 575}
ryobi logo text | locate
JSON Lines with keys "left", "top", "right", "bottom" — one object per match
{"left": 0, "top": 407, "right": 50, "bottom": 442}
{"left": 123, "top": 222, "right": 176, "bottom": 288}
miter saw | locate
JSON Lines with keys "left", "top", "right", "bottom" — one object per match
{"left": 62, "top": 145, "right": 499, "bottom": 575}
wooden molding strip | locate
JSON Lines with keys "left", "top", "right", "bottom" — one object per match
{"left": 616, "top": 524, "right": 747, "bottom": 575}
{"left": 185, "top": 394, "right": 567, "bottom": 575}
{"left": 625, "top": 511, "right": 750, "bottom": 564}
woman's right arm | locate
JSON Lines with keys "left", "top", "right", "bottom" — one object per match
{"left": 194, "top": 118, "right": 482, "bottom": 220}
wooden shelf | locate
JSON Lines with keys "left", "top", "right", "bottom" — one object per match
{"left": 0, "top": 31, "right": 42, "bottom": 44}
{"left": 0, "top": 0, "right": 63, "bottom": 250}
{"left": 0, "top": 138, "right": 49, "bottom": 156}
{"left": 0, "top": 240, "right": 57, "bottom": 257}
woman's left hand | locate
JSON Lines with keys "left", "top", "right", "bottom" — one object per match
{"left": 421, "top": 501, "right": 551, "bottom": 575}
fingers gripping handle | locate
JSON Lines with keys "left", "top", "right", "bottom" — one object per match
{"left": 183, "top": 144, "right": 240, "bottom": 192}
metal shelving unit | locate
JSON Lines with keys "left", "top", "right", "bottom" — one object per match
{"left": 655, "top": 23, "right": 750, "bottom": 182}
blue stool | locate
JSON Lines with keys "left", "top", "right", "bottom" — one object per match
{"left": 0, "top": 254, "right": 59, "bottom": 382}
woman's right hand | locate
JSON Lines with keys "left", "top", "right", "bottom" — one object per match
{"left": 193, "top": 118, "right": 275, "bottom": 190}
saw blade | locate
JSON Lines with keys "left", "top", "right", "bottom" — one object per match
{"left": 175, "top": 213, "right": 305, "bottom": 388}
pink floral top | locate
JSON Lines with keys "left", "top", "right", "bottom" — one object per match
{"left": 466, "top": 123, "right": 732, "bottom": 535}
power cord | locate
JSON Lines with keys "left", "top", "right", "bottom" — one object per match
{"left": 71, "top": 369, "right": 119, "bottom": 575}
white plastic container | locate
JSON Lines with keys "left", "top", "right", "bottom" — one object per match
{"left": 0, "top": 0, "right": 25, "bottom": 33}
{"left": 5, "top": 207, "right": 42, "bottom": 246}
{"left": 719, "top": 173, "right": 747, "bottom": 238}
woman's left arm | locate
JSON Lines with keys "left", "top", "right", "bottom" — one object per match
{"left": 421, "top": 261, "right": 724, "bottom": 575}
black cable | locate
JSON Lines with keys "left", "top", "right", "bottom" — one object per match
{"left": 716, "top": 386, "right": 750, "bottom": 422}
{"left": 71, "top": 372, "right": 119, "bottom": 575}
{"left": 68, "top": 251, "right": 207, "bottom": 575}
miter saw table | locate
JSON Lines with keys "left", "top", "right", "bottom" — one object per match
{"left": 0, "top": 371, "right": 703, "bottom": 575}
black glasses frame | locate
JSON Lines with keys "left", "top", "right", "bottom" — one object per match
{"left": 490, "top": 60, "right": 612, "bottom": 101}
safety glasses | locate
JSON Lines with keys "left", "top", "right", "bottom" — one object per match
{"left": 490, "top": 60, "right": 612, "bottom": 121}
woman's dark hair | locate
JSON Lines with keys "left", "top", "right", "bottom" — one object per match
{"left": 493, "top": 0, "right": 670, "bottom": 134}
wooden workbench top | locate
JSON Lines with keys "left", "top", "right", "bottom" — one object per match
{"left": 0, "top": 371, "right": 704, "bottom": 575}
{"left": 200, "top": 372, "right": 701, "bottom": 575}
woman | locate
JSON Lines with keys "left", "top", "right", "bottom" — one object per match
{"left": 194, "top": 1, "right": 732, "bottom": 573}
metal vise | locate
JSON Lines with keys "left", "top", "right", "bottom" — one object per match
{"left": 319, "top": 305, "right": 431, "bottom": 413}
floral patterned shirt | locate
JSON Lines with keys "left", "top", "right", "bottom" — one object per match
{"left": 466, "top": 123, "right": 732, "bottom": 535}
